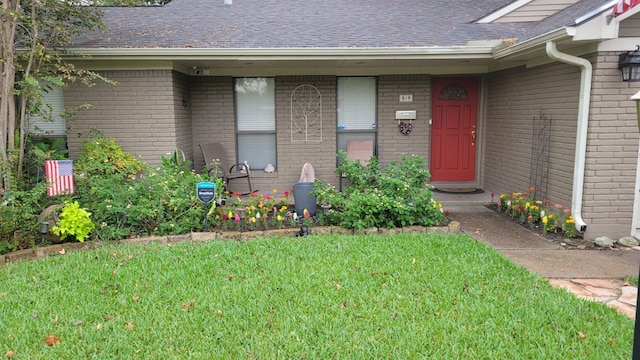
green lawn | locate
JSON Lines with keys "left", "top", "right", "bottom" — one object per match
{"left": 0, "top": 233, "right": 634, "bottom": 359}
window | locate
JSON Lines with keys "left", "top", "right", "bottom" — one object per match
{"left": 27, "top": 85, "right": 66, "bottom": 137}
{"left": 235, "top": 77, "right": 276, "bottom": 170}
{"left": 336, "top": 77, "right": 377, "bottom": 152}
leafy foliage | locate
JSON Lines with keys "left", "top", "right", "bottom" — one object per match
{"left": 0, "top": 182, "right": 53, "bottom": 254}
{"left": 90, "top": 0, "right": 172, "bottom": 5}
{"left": 0, "top": 0, "right": 110, "bottom": 191}
{"left": 75, "top": 130, "right": 145, "bottom": 177}
{"left": 51, "top": 200, "right": 95, "bottom": 242}
{"left": 74, "top": 140, "right": 217, "bottom": 240}
{"left": 312, "top": 152, "right": 446, "bottom": 230}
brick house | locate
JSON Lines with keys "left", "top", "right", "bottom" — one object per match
{"left": 40, "top": 0, "right": 640, "bottom": 240}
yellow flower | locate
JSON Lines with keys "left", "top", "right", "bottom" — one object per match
{"left": 542, "top": 216, "right": 548, "bottom": 224}
{"left": 272, "top": 189, "right": 278, "bottom": 193}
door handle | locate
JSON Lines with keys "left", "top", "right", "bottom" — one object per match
{"left": 471, "top": 130, "right": 476, "bottom": 140}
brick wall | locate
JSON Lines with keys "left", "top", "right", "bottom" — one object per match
{"left": 173, "top": 71, "right": 193, "bottom": 166}
{"left": 64, "top": 70, "right": 179, "bottom": 165}
{"left": 377, "top": 75, "right": 431, "bottom": 165}
{"left": 486, "top": 53, "right": 640, "bottom": 239}
{"left": 484, "top": 62, "right": 580, "bottom": 209}
{"left": 586, "top": 51, "right": 640, "bottom": 238}
{"left": 190, "top": 76, "right": 236, "bottom": 174}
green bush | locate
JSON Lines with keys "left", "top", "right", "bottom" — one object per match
{"left": 312, "top": 152, "right": 446, "bottom": 230}
{"left": 52, "top": 200, "right": 95, "bottom": 242}
{"left": 75, "top": 130, "right": 145, "bottom": 177}
{"left": 74, "top": 144, "right": 220, "bottom": 240}
{"left": 0, "top": 183, "right": 55, "bottom": 254}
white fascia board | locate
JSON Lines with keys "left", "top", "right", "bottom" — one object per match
{"left": 493, "top": 27, "right": 574, "bottom": 59}
{"left": 573, "top": 10, "right": 619, "bottom": 40}
{"left": 599, "top": 38, "right": 640, "bottom": 51}
{"left": 65, "top": 46, "right": 496, "bottom": 61}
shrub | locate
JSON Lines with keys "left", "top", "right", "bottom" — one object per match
{"left": 312, "top": 152, "right": 446, "bottom": 230}
{"left": 74, "top": 146, "right": 221, "bottom": 240}
{"left": 51, "top": 200, "right": 95, "bottom": 242}
{"left": 0, "top": 182, "right": 55, "bottom": 253}
{"left": 75, "top": 130, "right": 145, "bottom": 177}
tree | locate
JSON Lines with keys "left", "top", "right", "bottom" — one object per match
{"left": 91, "top": 0, "right": 171, "bottom": 5}
{"left": 0, "top": 0, "right": 109, "bottom": 193}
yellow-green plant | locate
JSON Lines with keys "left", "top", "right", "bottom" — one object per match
{"left": 52, "top": 201, "right": 95, "bottom": 242}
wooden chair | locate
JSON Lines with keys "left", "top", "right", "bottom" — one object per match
{"left": 199, "top": 143, "right": 253, "bottom": 194}
{"left": 339, "top": 140, "right": 374, "bottom": 191}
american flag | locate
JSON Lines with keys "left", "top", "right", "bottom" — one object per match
{"left": 613, "top": 0, "right": 640, "bottom": 16}
{"left": 45, "top": 160, "right": 75, "bottom": 196}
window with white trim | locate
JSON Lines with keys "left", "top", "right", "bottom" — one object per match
{"left": 336, "top": 77, "right": 377, "bottom": 153}
{"left": 235, "top": 77, "right": 276, "bottom": 170}
{"left": 27, "top": 86, "right": 66, "bottom": 137}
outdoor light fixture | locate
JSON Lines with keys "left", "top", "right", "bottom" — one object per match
{"left": 321, "top": 203, "right": 332, "bottom": 216}
{"left": 619, "top": 46, "right": 640, "bottom": 82}
{"left": 40, "top": 221, "right": 49, "bottom": 245}
{"left": 237, "top": 207, "right": 246, "bottom": 231}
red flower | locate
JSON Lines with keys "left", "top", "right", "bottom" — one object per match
{"left": 222, "top": 214, "right": 228, "bottom": 221}
{"left": 303, "top": 209, "right": 310, "bottom": 218}
{"left": 444, "top": 210, "right": 450, "bottom": 217}
{"left": 284, "top": 190, "right": 290, "bottom": 196}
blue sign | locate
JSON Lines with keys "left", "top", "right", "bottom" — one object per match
{"left": 196, "top": 182, "right": 216, "bottom": 204}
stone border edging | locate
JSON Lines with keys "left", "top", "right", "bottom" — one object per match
{"left": 0, "top": 221, "right": 460, "bottom": 266}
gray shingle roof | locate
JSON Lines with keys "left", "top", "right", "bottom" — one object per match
{"left": 72, "top": 0, "right": 611, "bottom": 49}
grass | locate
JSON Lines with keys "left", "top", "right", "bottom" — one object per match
{"left": 0, "top": 233, "right": 634, "bottom": 359}
{"left": 625, "top": 275, "right": 639, "bottom": 287}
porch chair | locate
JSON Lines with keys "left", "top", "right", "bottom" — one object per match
{"left": 199, "top": 143, "right": 253, "bottom": 194}
{"left": 339, "top": 139, "right": 375, "bottom": 191}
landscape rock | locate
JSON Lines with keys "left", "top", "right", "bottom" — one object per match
{"left": 594, "top": 236, "right": 613, "bottom": 248}
{"left": 618, "top": 236, "right": 639, "bottom": 248}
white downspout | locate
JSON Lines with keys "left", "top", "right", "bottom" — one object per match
{"left": 545, "top": 40, "right": 590, "bottom": 233}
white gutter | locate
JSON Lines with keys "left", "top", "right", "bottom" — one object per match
{"left": 545, "top": 41, "right": 590, "bottom": 233}
{"left": 63, "top": 46, "right": 496, "bottom": 61}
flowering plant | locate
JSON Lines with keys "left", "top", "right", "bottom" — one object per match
{"left": 496, "top": 187, "right": 577, "bottom": 238}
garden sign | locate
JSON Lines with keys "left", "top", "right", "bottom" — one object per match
{"left": 196, "top": 182, "right": 216, "bottom": 231}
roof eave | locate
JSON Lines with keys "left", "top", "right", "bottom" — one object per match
{"left": 65, "top": 46, "right": 497, "bottom": 61}
{"left": 493, "top": 27, "right": 575, "bottom": 60}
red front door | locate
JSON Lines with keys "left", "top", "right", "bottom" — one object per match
{"left": 430, "top": 77, "right": 478, "bottom": 181}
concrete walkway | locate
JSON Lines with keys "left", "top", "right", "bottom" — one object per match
{"left": 433, "top": 191, "right": 640, "bottom": 319}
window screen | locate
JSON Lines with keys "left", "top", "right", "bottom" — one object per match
{"left": 235, "top": 78, "right": 276, "bottom": 170}
{"left": 27, "top": 86, "right": 66, "bottom": 136}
